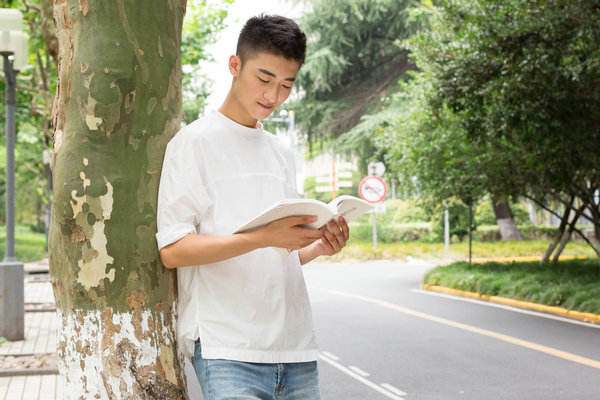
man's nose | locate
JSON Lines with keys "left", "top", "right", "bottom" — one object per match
{"left": 263, "top": 86, "right": 279, "bottom": 104}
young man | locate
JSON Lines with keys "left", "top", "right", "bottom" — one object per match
{"left": 156, "top": 14, "right": 349, "bottom": 400}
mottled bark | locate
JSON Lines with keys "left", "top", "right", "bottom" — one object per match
{"left": 491, "top": 198, "right": 522, "bottom": 240}
{"left": 48, "top": 0, "right": 187, "bottom": 398}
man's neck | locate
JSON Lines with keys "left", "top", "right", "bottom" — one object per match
{"left": 218, "top": 93, "right": 259, "bottom": 129}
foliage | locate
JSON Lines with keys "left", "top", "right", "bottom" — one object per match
{"left": 475, "top": 197, "right": 529, "bottom": 226}
{"left": 181, "top": 0, "right": 232, "bottom": 123}
{"left": 293, "top": 0, "right": 423, "bottom": 150}
{"left": 474, "top": 225, "right": 559, "bottom": 242}
{"left": 430, "top": 199, "right": 473, "bottom": 241}
{"left": 408, "top": 0, "right": 600, "bottom": 259}
{"left": 0, "top": 0, "right": 56, "bottom": 226}
{"left": 349, "top": 0, "right": 600, "bottom": 260}
{"left": 325, "top": 239, "right": 596, "bottom": 263}
{"left": 0, "top": 224, "right": 47, "bottom": 262}
{"left": 423, "top": 259, "right": 600, "bottom": 314}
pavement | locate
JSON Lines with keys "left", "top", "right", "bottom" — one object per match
{"left": 0, "top": 259, "right": 62, "bottom": 400}
{"left": 1, "top": 257, "right": 597, "bottom": 399}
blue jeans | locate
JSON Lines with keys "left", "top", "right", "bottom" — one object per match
{"left": 192, "top": 341, "right": 322, "bottom": 400}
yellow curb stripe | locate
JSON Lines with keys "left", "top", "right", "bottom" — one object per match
{"left": 326, "top": 289, "right": 600, "bottom": 370}
{"left": 423, "top": 285, "right": 600, "bottom": 324}
{"left": 471, "top": 255, "right": 587, "bottom": 264}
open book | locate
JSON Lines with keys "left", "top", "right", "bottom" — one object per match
{"left": 234, "top": 195, "right": 374, "bottom": 255}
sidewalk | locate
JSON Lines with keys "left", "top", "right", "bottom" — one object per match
{"left": 0, "top": 259, "right": 62, "bottom": 400}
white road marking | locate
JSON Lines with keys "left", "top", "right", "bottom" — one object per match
{"left": 319, "top": 353, "right": 406, "bottom": 400}
{"left": 412, "top": 289, "right": 600, "bottom": 329}
{"left": 327, "top": 290, "right": 600, "bottom": 370}
{"left": 381, "top": 383, "right": 408, "bottom": 396}
{"left": 348, "top": 365, "right": 370, "bottom": 377}
{"left": 321, "top": 351, "right": 340, "bottom": 361}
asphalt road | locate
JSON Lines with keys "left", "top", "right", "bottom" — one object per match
{"left": 304, "top": 260, "right": 600, "bottom": 400}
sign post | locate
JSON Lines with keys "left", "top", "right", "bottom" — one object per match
{"left": 359, "top": 175, "right": 387, "bottom": 250}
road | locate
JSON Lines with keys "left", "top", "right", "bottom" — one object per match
{"left": 304, "top": 260, "right": 600, "bottom": 400}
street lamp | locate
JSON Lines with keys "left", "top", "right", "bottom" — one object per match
{"left": 0, "top": 8, "right": 27, "bottom": 341}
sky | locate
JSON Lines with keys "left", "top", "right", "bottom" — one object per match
{"left": 200, "top": 0, "right": 305, "bottom": 111}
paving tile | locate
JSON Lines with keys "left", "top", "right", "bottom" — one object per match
{"left": 0, "top": 312, "right": 57, "bottom": 356}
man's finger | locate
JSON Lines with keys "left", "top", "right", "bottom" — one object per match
{"left": 287, "top": 215, "right": 318, "bottom": 226}
{"left": 338, "top": 217, "right": 350, "bottom": 241}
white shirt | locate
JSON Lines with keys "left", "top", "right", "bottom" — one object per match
{"left": 156, "top": 111, "right": 318, "bottom": 363}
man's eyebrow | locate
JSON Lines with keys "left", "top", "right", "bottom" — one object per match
{"left": 258, "top": 68, "right": 296, "bottom": 82}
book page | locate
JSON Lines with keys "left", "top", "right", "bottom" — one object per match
{"left": 329, "top": 195, "right": 374, "bottom": 222}
{"left": 235, "top": 198, "right": 335, "bottom": 234}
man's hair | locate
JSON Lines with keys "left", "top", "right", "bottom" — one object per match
{"left": 236, "top": 14, "right": 307, "bottom": 66}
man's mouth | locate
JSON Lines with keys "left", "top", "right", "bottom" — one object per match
{"left": 258, "top": 102, "right": 274, "bottom": 110}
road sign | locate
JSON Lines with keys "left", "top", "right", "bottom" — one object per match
{"left": 315, "top": 181, "right": 353, "bottom": 192}
{"left": 359, "top": 176, "right": 387, "bottom": 203}
{"left": 368, "top": 162, "right": 386, "bottom": 177}
{"left": 371, "top": 203, "right": 387, "bottom": 213}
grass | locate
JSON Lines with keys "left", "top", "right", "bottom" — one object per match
{"left": 326, "top": 239, "right": 597, "bottom": 263}
{"left": 0, "top": 224, "right": 47, "bottom": 262}
{"left": 423, "top": 259, "right": 600, "bottom": 314}
{"left": 326, "top": 239, "right": 600, "bottom": 315}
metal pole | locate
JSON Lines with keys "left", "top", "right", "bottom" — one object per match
{"left": 468, "top": 204, "right": 472, "bottom": 264}
{"left": 4, "top": 54, "right": 16, "bottom": 262}
{"left": 288, "top": 110, "right": 295, "bottom": 150}
{"left": 372, "top": 211, "right": 377, "bottom": 250}
{"left": 444, "top": 202, "right": 450, "bottom": 251}
{"left": 1, "top": 53, "right": 24, "bottom": 340}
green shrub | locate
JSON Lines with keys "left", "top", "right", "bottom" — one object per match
{"left": 472, "top": 224, "right": 583, "bottom": 242}
{"left": 431, "top": 201, "right": 472, "bottom": 241}
{"left": 423, "top": 259, "right": 600, "bottom": 314}
{"left": 349, "top": 210, "right": 433, "bottom": 243}
{"left": 387, "top": 198, "right": 429, "bottom": 224}
{"left": 475, "top": 198, "right": 531, "bottom": 226}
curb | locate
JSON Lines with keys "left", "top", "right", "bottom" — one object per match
{"left": 470, "top": 255, "right": 588, "bottom": 264}
{"left": 0, "top": 367, "right": 58, "bottom": 377}
{"left": 423, "top": 284, "right": 600, "bottom": 324}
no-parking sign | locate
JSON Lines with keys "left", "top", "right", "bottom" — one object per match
{"left": 358, "top": 176, "right": 387, "bottom": 204}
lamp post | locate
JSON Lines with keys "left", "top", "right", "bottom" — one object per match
{"left": 0, "top": 8, "right": 27, "bottom": 341}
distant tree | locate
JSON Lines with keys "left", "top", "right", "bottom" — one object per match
{"left": 180, "top": 0, "right": 232, "bottom": 123}
{"left": 409, "top": 0, "right": 600, "bottom": 260}
{"left": 0, "top": 0, "right": 57, "bottom": 231}
{"left": 293, "top": 0, "right": 422, "bottom": 145}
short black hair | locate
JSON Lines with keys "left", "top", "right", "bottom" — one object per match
{"left": 236, "top": 14, "right": 307, "bottom": 66}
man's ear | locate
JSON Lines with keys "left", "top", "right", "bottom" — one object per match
{"left": 228, "top": 55, "right": 242, "bottom": 77}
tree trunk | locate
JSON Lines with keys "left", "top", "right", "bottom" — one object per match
{"left": 41, "top": 0, "right": 59, "bottom": 64}
{"left": 48, "top": 1, "right": 188, "bottom": 398}
{"left": 551, "top": 205, "right": 583, "bottom": 264}
{"left": 541, "top": 197, "right": 573, "bottom": 264}
{"left": 492, "top": 198, "right": 522, "bottom": 240}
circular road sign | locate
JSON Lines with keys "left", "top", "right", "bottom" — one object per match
{"left": 359, "top": 176, "right": 387, "bottom": 204}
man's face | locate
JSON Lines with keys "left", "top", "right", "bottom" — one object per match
{"left": 228, "top": 52, "right": 301, "bottom": 126}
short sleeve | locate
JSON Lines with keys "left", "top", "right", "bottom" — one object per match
{"left": 155, "top": 135, "right": 212, "bottom": 250}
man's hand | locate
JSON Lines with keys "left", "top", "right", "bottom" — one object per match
{"left": 252, "top": 215, "right": 324, "bottom": 250}
{"left": 160, "top": 215, "right": 323, "bottom": 268}
{"left": 299, "top": 217, "right": 350, "bottom": 264}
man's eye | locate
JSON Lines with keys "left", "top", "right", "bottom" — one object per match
{"left": 258, "top": 78, "right": 269, "bottom": 83}
{"left": 283, "top": 85, "right": 292, "bottom": 89}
